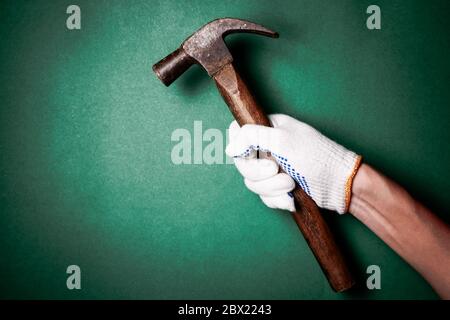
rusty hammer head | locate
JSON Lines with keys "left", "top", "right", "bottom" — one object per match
{"left": 152, "top": 18, "right": 278, "bottom": 86}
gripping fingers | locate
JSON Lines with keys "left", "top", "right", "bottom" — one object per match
{"left": 234, "top": 158, "right": 279, "bottom": 181}
{"left": 226, "top": 124, "right": 283, "bottom": 157}
{"left": 244, "top": 173, "right": 295, "bottom": 197}
{"left": 260, "top": 193, "right": 296, "bottom": 212}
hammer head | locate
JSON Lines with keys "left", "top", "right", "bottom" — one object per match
{"left": 153, "top": 18, "right": 278, "bottom": 86}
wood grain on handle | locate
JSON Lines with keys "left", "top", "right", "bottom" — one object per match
{"left": 213, "top": 63, "right": 354, "bottom": 292}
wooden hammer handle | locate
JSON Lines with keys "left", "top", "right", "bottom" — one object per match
{"left": 213, "top": 63, "right": 354, "bottom": 292}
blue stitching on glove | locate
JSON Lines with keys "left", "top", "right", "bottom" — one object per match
{"left": 235, "top": 146, "right": 312, "bottom": 197}
{"left": 272, "top": 153, "right": 311, "bottom": 197}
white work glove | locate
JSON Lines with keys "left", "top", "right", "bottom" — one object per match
{"left": 226, "top": 114, "right": 362, "bottom": 214}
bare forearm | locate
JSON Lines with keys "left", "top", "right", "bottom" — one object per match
{"left": 349, "top": 164, "right": 450, "bottom": 299}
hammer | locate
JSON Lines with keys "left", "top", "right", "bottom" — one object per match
{"left": 153, "top": 18, "right": 354, "bottom": 292}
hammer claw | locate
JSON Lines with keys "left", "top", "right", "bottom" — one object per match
{"left": 213, "top": 18, "right": 279, "bottom": 38}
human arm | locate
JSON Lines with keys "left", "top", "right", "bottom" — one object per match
{"left": 350, "top": 163, "right": 450, "bottom": 299}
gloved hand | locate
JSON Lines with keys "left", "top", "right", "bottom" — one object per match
{"left": 226, "top": 114, "right": 362, "bottom": 214}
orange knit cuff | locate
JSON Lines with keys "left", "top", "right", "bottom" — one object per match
{"left": 344, "top": 155, "right": 363, "bottom": 213}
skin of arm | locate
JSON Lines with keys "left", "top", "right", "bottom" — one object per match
{"left": 349, "top": 163, "right": 450, "bottom": 299}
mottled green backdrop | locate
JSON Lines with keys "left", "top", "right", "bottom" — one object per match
{"left": 0, "top": 0, "right": 449, "bottom": 299}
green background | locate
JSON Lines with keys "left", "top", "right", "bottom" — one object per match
{"left": 0, "top": 0, "right": 449, "bottom": 299}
